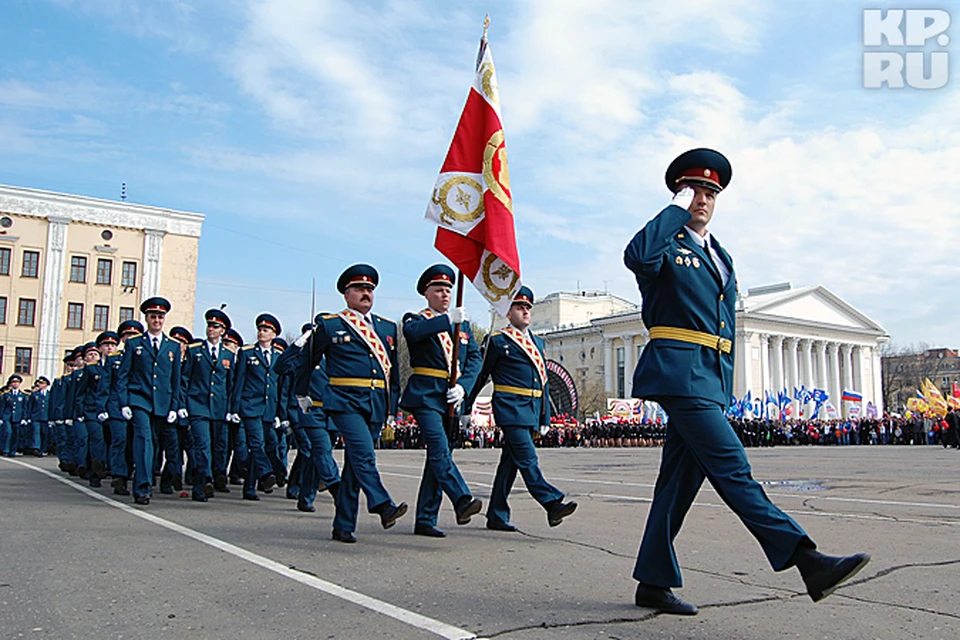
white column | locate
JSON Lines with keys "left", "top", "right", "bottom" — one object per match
{"left": 852, "top": 345, "right": 864, "bottom": 392}
{"left": 37, "top": 216, "right": 71, "bottom": 380}
{"left": 827, "top": 343, "right": 842, "bottom": 408}
{"left": 784, "top": 337, "right": 798, "bottom": 413}
{"left": 141, "top": 228, "right": 166, "bottom": 301}
{"left": 815, "top": 341, "right": 828, "bottom": 391}
{"left": 872, "top": 345, "right": 885, "bottom": 416}
{"left": 759, "top": 333, "right": 771, "bottom": 397}
{"left": 735, "top": 330, "right": 752, "bottom": 398}
{"left": 770, "top": 335, "right": 784, "bottom": 394}
{"left": 840, "top": 344, "right": 853, "bottom": 392}
{"left": 603, "top": 337, "right": 614, "bottom": 396}
{"left": 799, "top": 339, "right": 813, "bottom": 389}
{"left": 622, "top": 334, "right": 635, "bottom": 397}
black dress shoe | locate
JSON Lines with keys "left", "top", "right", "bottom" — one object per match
{"left": 793, "top": 546, "right": 871, "bottom": 602}
{"left": 414, "top": 523, "right": 447, "bottom": 538}
{"left": 134, "top": 496, "right": 150, "bottom": 506}
{"left": 89, "top": 477, "right": 102, "bottom": 488}
{"left": 92, "top": 459, "right": 106, "bottom": 479}
{"left": 546, "top": 500, "right": 578, "bottom": 527}
{"left": 455, "top": 497, "right": 483, "bottom": 525}
{"left": 332, "top": 529, "right": 357, "bottom": 543}
{"left": 262, "top": 474, "right": 277, "bottom": 492}
{"left": 172, "top": 476, "right": 183, "bottom": 492}
{"left": 77, "top": 466, "right": 88, "bottom": 480}
{"left": 243, "top": 494, "right": 260, "bottom": 501}
{"left": 377, "top": 502, "right": 408, "bottom": 529}
{"left": 297, "top": 499, "right": 316, "bottom": 513}
{"left": 111, "top": 477, "right": 125, "bottom": 491}
{"left": 486, "top": 519, "right": 518, "bottom": 532}
{"left": 160, "top": 486, "right": 173, "bottom": 495}
{"left": 202, "top": 482, "right": 215, "bottom": 498}
{"left": 634, "top": 584, "right": 698, "bottom": 615}
{"left": 215, "top": 474, "right": 228, "bottom": 492}
{"left": 192, "top": 494, "right": 208, "bottom": 502}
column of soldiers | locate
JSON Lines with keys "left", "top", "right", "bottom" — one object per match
{"left": 13, "top": 263, "right": 576, "bottom": 542}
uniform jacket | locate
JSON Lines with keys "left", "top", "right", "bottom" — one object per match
{"left": 2, "top": 389, "right": 28, "bottom": 423}
{"left": 27, "top": 388, "right": 49, "bottom": 422}
{"left": 470, "top": 329, "right": 550, "bottom": 428}
{"left": 100, "top": 351, "right": 125, "bottom": 419}
{"left": 116, "top": 334, "right": 182, "bottom": 417}
{"left": 75, "top": 362, "right": 108, "bottom": 419}
{"left": 307, "top": 311, "right": 399, "bottom": 424}
{"left": 48, "top": 377, "right": 65, "bottom": 423}
{"left": 276, "top": 344, "right": 333, "bottom": 430}
{"left": 62, "top": 368, "right": 82, "bottom": 421}
{"left": 182, "top": 340, "right": 234, "bottom": 420}
{"left": 230, "top": 343, "right": 279, "bottom": 420}
{"left": 623, "top": 204, "right": 737, "bottom": 406}
{"left": 400, "top": 310, "right": 482, "bottom": 414}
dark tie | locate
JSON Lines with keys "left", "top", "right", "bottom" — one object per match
{"left": 153, "top": 337, "right": 160, "bottom": 352}
{"left": 264, "top": 350, "right": 270, "bottom": 366}
{"left": 211, "top": 345, "right": 217, "bottom": 360}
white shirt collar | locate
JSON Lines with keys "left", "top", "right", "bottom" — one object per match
{"left": 684, "top": 225, "right": 711, "bottom": 248}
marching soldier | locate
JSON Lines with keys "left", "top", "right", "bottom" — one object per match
{"left": 27, "top": 376, "right": 50, "bottom": 457}
{"left": 169, "top": 326, "right": 195, "bottom": 491}
{"left": 50, "top": 351, "right": 78, "bottom": 472}
{"left": 223, "top": 327, "right": 248, "bottom": 484}
{"left": 62, "top": 347, "right": 87, "bottom": 477}
{"left": 75, "top": 340, "right": 111, "bottom": 487}
{"left": 181, "top": 309, "right": 235, "bottom": 500}
{"left": 304, "top": 264, "right": 406, "bottom": 543}
{"left": 277, "top": 323, "right": 341, "bottom": 513}
{"left": 624, "top": 147, "right": 869, "bottom": 614}
{"left": 1, "top": 374, "right": 28, "bottom": 457}
{"left": 229, "top": 313, "right": 282, "bottom": 501}
{"left": 116, "top": 297, "right": 183, "bottom": 505}
{"left": 107, "top": 321, "right": 143, "bottom": 495}
{"left": 271, "top": 336, "right": 291, "bottom": 486}
{"left": 469, "top": 286, "right": 577, "bottom": 532}
{"left": 400, "top": 264, "right": 483, "bottom": 537}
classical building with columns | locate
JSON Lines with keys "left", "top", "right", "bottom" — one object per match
{"left": 0, "top": 184, "right": 203, "bottom": 384}
{"left": 537, "top": 283, "right": 889, "bottom": 418}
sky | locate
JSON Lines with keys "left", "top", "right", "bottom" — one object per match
{"left": 1, "top": 0, "right": 957, "bottom": 347}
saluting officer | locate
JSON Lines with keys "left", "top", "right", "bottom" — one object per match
{"left": 229, "top": 313, "right": 282, "bottom": 501}
{"left": 277, "top": 323, "right": 341, "bottom": 513}
{"left": 624, "top": 148, "right": 869, "bottom": 614}
{"left": 182, "top": 309, "right": 235, "bottom": 500}
{"left": 107, "top": 320, "right": 144, "bottom": 495}
{"left": 469, "top": 286, "right": 577, "bottom": 532}
{"left": 304, "top": 264, "right": 406, "bottom": 543}
{"left": 400, "top": 265, "right": 483, "bottom": 537}
{"left": 116, "top": 297, "right": 183, "bottom": 505}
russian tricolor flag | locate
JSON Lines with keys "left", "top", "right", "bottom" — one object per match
{"left": 841, "top": 389, "right": 863, "bottom": 403}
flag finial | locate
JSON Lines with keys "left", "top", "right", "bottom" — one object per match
{"left": 483, "top": 14, "right": 490, "bottom": 41}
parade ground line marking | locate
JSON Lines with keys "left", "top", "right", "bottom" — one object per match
{"left": 3, "top": 458, "right": 479, "bottom": 640}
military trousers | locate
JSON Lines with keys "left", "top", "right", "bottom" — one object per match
{"left": 190, "top": 417, "right": 217, "bottom": 497}
{"left": 299, "top": 417, "right": 341, "bottom": 506}
{"left": 0, "top": 418, "right": 11, "bottom": 455}
{"left": 242, "top": 417, "right": 274, "bottom": 498}
{"left": 285, "top": 427, "right": 311, "bottom": 499}
{"left": 105, "top": 418, "right": 129, "bottom": 480}
{"left": 82, "top": 414, "right": 107, "bottom": 473}
{"left": 72, "top": 419, "right": 89, "bottom": 470}
{"left": 20, "top": 419, "right": 40, "bottom": 452}
{"left": 633, "top": 396, "right": 809, "bottom": 588}
{"left": 328, "top": 411, "right": 391, "bottom": 533}
{"left": 130, "top": 409, "right": 166, "bottom": 499}
{"left": 414, "top": 408, "right": 471, "bottom": 527}
{"left": 157, "top": 421, "right": 182, "bottom": 491}
{"left": 488, "top": 425, "right": 564, "bottom": 526}
{"left": 210, "top": 419, "right": 230, "bottom": 478}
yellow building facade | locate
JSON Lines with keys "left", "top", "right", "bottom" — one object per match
{"left": 0, "top": 185, "right": 203, "bottom": 384}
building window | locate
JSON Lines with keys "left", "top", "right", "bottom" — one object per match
{"left": 0, "top": 296, "right": 5, "bottom": 324}
{"left": 119, "top": 307, "right": 135, "bottom": 323}
{"left": 67, "top": 302, "right": 84, "bottom": 329}
{"left": 93, "top": 305, "right": 110, "bottom": 331}
{"left": 17, "top": 298, "right": 36, "bottom": 326}
{"left": 15, "top": 347, "right": 32, "bottom": 374}
{"left": 96, "top": 258, "right": 112, "bottom": 285}
{"left": 616, "top": 346, "right": 625, "bottom": 399}
{"left": 69, "top": 256, "right": 87, "bottom": 283}
{"left": 21, "top": 250, "right": 40, "bottom": 278}
{"left": 0, "top": 247, "right": 10, "bottom": 275}
{"left": 121, "top": 261, "right": 137, "bottom": 287}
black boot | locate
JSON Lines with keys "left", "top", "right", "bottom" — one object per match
{"left": 792, "top": 543, "right": 871, "bottom": 602}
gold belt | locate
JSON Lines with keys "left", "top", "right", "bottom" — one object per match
{"left": 412, "top": 367, "right": 448, "bottom": 379}
{"left": 312, "top": 399, "right": 324, "bottom": 407}
{"left": 648, "top": 326, "right": 732, "bottom": 353}
{"left": 328, "top": 377, "right": 386, "bottom": 389}
{"left": 494, "top": 384, "right": 543, "bottom": 398}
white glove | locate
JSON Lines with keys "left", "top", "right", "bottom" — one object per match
{"left": 280, "top": 420, "right": 292, "bottom": 435}
{"left": 446, "top": 384, "right": 465, "bottom": 407}
{"left": 178, "top": 408, "right": 189, "bottom": 419}
{"left": 121, "top": 407, "right": 133, "bottom": 420}
{"left": 167, "top": 411, "right": 177, "bottom": 423}
{"left": 98, "top": 412, "right": 109, "bottom": 422}
{"left": 459, "top": 415, "right": 472, "bottom": 428}
{"left": 21, "top": 419, "right": 28, "bottom": 425}
{"left": 293, "top": 328, "right": 313, "bottom": 348}
{"left": 539, "top": 425, "right": 550, "bottom": 435}
{"left": 296, "top": 395, "right": 313, "bottom": 413}
{"left": 225, "top": 413, "right": 232, "bottom": 422}
{"left": 228, "top": 413, "right": 241, "bottom": 424}
{"left": 448, "top": 307, "right": 468, "bottom": 325}
{"left": 65, "top": 419, "right": 73, "bottom": 426}
{"left": 274, "top": 417, "right": 281, "bottom": 430}
{"left": 386, "top": 415, "right": 396, "bottom": 428}
{"left": 671, "top": 186, "right": 695, "bottom": 211}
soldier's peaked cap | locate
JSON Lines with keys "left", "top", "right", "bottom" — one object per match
{"left": 140, "top": 296, "right": 171, "bottom": 315}
{"left": 337, "top": 264, "right": 378, "bottom": 294}
{"left": 118, "top": 319, "right": 145, "bottom": 336}
{"left": 170, "top": 326, "right": 194, "bottom": 344}
{"left": 205, "top": 308, "right": 231, "bottom": 330}
{"left": 664, "top": 148, "right": 732, "bottom": 194}
{"left": 417, "top": 264, "right": 456, "bottom": 295}
{"left": 256, "top": 313, "right": 281, "bottom": 335}
{"left": 513, "top": 286, "right": 535, "bottom": 306}
{"left": 96, "top": 331, "right": 120, "bottom": 347}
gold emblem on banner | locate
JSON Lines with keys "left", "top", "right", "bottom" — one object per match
{"left": 431, "top": 175, "right": 484, "bottom": 226}
{"left": 484, "top": 130, "right": 512, "bottom": 213}
{"left": 481, "top": 253, "right": 519, "bottom": 302}
{"left": 479, "top": 61, "right": 499, "bottom": 107}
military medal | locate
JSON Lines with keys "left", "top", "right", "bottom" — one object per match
{"left": 692, "top": 257, "right": 701, "bottom": 268}
{"left": 675, "top": 256, "right": 683, "bottom": 265}
{"left": 684, "top": 257, "right": 691, "bottom": 267}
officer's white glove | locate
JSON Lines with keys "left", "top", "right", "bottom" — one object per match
{"left": 539, "top": 425, "right": 550, "bottom": 436}
{"left": 121, "top": 407, "right": 133, "bottom": 420}
{"left": 178, "top": 408, "right": 189, "bottom": 420}
{"left": 446, "top": 384, "right": 465, "bottom": 407}
{"left": 228, "top": 413, "right": 241, "bottom": 424}
{"left": 448, "top": 307, "right": 468, "bottom": 325}
{"left": 293, "top": 328, "right": 313, "bottom": 348}
{"left": 78, "top": 416, "right": 85, "bottom": 422}
{"left": 98, "top": 412, "right": 109, "bottom": 422}
{"left": 459, "top": 414, "right": 472, "bottom": 428}
{"left": 386, "top": 415, "right": 396, "bottom": 428}
{"left": 296, "top": 395, "right": 313, "bottom": 414}
{"left": 225, "top": 413, "right": 232, "bottom": 422}
{"left": 55, "top": 420, "right": 63, "bottom": 426}
{"left": 65, "top": 419, "right": 73, "bottom": 426}
{"left": 671, "top": 186, "right": 695, "bottom": 211}
{"left": 274, "top": 417, "right": 281, "bottom": 430}
{"left": 166, "top": 411, "right": 177, "bottom": 423}
{"left": 21, "top": 419, "right": 28, "bottom": 425}
{"left": 280, "top": 420, "right": 292, "bottom": 435}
